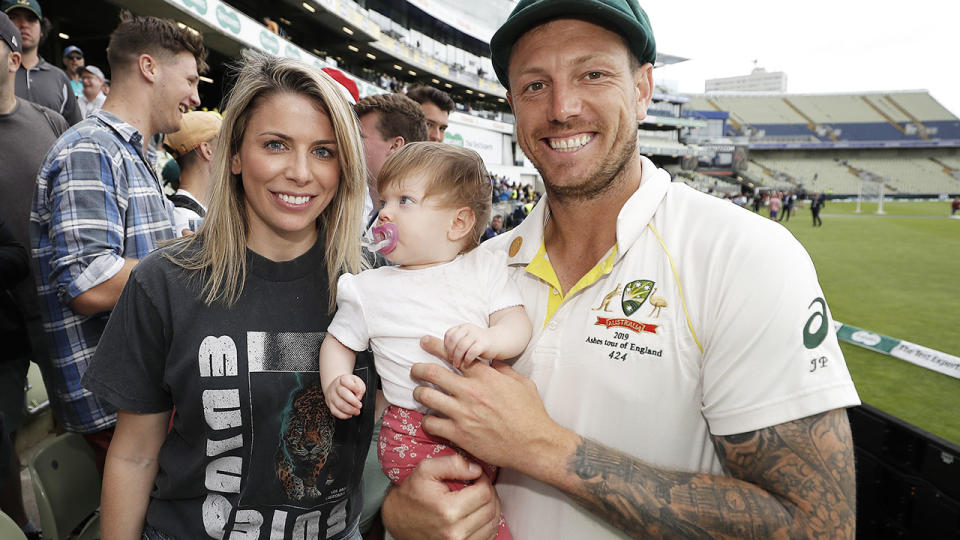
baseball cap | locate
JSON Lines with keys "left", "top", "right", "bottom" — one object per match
{"left": 80, "top": 65, "right": 104, "bottom": 80}
{"left": 489, "top": 0, "right": 656, "bottom": 90}
{"left": 321, "top": 67, "right": 360, "bottom": 105}
{"left": 2, "top": 0, "right": 42, "bottom": 19}
{"left": 63, "top": 45, "right": 82, "bottom": 58}
{"left": 164, "top": 111, "right": 222, "bottom": 158}
{"left": 0, "top": 11, "right": 20, "bottom": 53}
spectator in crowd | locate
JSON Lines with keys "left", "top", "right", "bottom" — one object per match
{"left": 30, "top": 10, "right": 206, "bottom": 471}
{"left": 406, "top": 84, "right": 455, "bottom": 143}
{"left": 78, "top": 64, "right": 106, "bottom": 117}
{"left": 812, "top": 192, "right": 825, "bottom": 226}
{"left": 768, "top": 191, "right": 782, "bottom": 220}
{"left": 354, "top": 92, "right": 427, "bottom": 225}
{"left": 0, "top": 213, "right": 43, "bottom": 540}
{"left": 262, "top": 16, "right": 279, "bottom": 34}
{"left": 162, "top": 110, "right": 220, "bottom": 234}
{"left": 3, "top": 0, "right": 82, "bottom": 124}
{"left": 0, "top": 20, "right": 67, "bottom": 537}
{"left": 62, "top": 44, "right": 82, "bottom": 96}
{"left": 752, "top": 191, "right": 763, "bottom": 213}
{"left": 506, "top": 202, "right": 526, "bottom": 229}
{"left": 82, "top": 50, "right": 372, "bottom": 540}
{"left": 101, "top": 76, "right": 110, "bottom": 95}
{"left": 383, "top": 1, "right": 858, "bottom": 538}
{"left": 951, "top": 196, "right": 959, "bottom": 216}
{"left": 483, "top": 213, "right": 504, "bottom": 240}
{"left": 779, "top": 191, "right": 794, "bottom": 222}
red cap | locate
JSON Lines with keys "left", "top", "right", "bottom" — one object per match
{"left": 321, "top": 67, "right": 360, "bottom": 105}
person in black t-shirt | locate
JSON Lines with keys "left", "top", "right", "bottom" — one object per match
{"left": 83, "top": 50, "right": 373, "bottom": 540}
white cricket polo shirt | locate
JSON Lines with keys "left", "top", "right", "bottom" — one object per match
{"left": 484, "top": 156, "right": 860, "bottom": 539}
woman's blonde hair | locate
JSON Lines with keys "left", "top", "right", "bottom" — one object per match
{"left": 167, "top": 50, "right": 366, "bottom": 310}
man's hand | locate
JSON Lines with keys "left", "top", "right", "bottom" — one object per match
{"left": 323, "top": 374, "right": 365, "bottom": 419}
{"left": 412, "top": 336, "right": 575, "bottom": 476}
{"left": 443, "top": 323, "right": 493, "bottom": 369}
{"left": 382, "top": 454, "right": 501, "bottom": 540}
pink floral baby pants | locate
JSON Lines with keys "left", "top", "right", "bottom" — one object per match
{"left": 379, "top": 404, "right": 511, "bottom": 538}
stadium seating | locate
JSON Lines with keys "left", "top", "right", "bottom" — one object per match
{"left": 685, "top": 92, "right": 960, "bottom": 194}
{"left": 24, "top": 361, "right": 49, "bottom": 416}
{"left": 752, "top": 155, "right": 862, "bottom": 194}
{"left": 0, "top": 511, "right": 27, "bottom": 540}
{"left": 937, "top": 155, "right": 960, "bottom": 170}
{"left": 741, "top": 160, "right": 794, "bottom": 190}
{"left": 687, "top": 91, "right": 960, "bottom": 143}
{"left": 28, "top": 433, "right": 101, "bottom": 540}
{"left": 845, "top": 156, "right": 960, "bottom": 194}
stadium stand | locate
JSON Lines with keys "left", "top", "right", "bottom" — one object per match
{"left": 685, "top": 91, "right": 960, "bottom": 195}
{"left": 741, "top": 160, "right": 795, "bottom": 190}
{"left": 938, "top": 155, "right": 960, "bottom": 170}
{"left": 751, "top": 154, "right": 862, "bottom": 194}
{"left": 845, "top": 154, "right": 960, "bottom": 194}
{"left": 687, "top": 91, "right": 960, "bottom": 144}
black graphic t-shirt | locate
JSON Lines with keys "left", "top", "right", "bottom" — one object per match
{"left": 84, "top": 237, "right": 375, "bottom": 539}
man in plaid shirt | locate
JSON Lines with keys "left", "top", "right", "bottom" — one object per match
{"left": 30, "top": 11, "right": 206, "bottom": 469}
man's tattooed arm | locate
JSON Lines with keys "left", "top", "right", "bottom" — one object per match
{"left": 560, "top": 408, "right": 856, "bottom": 539}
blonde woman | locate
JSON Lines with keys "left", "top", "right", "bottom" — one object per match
{"left": 83, "top": 51, "right": 372, "bottom": 540}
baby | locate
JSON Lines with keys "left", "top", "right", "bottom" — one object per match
{"left": 320, "top": 142, "right": 531, "bottom": 539}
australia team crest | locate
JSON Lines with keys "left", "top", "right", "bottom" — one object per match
{"left": 621, "top": 280, "right": 655, "bottom": 316}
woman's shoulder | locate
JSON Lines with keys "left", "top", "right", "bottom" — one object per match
{"left": 133, "top": 239, "right": 204, "bottom": 290}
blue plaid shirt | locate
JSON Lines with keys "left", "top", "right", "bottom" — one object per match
{"left": 31, "top": 109, "right": 176, "bottom": 433}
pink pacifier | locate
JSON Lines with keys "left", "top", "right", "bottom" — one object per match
{"left": 369, "top": 222, "right": 398, "bottom": 254}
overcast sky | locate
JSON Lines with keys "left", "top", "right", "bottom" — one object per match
{"left": 640, "top": 0, "right": 960, "bottom": 116}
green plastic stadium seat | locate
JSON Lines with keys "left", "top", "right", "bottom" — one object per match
{"left": 24, "top": 361, "right": 50, "bottom": 416}
{"left": 27, "top": 433, "right": 101, "bottom": 540}
{"left": 0, "top": 510, "right": 28, "bottom": 540}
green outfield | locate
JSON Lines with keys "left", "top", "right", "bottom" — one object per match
{"left": 776, "top": 200, "right": 960, "bottom": 444}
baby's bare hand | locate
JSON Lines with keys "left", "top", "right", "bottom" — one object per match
{"left": 325, "top": 375, "right": 366, "bottom": 419}
{"left": 443, "top": 323, "right": 491, "bottom": 369}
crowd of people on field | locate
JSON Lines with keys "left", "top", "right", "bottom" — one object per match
{"left": 719, "top": 188, "right": 828, "bottom": 226}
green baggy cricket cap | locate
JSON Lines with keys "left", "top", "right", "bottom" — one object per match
{"left": 2, "top": 0, "right": 42, "bottom": 19}
{"left": 490, "top": 0, "right": 656, "bottom": 91}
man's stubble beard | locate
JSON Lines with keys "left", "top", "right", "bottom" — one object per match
{"left": 531, "top": 128, "right": 637, "bottom": 204}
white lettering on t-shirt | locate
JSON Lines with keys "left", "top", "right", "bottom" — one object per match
{"left": 202, "top": 389, "right": 241, "bottom": 430}
{"left": 202, "top": 493, "right": 231, "bottom": 539}
{"left": 198, "top": 336, "right": 248, "bottom": 538}
{"left": 291, "top": 511, "right": 322, "bottom": 539}
{"left": 269, "top": 510, "right": 288, "bottom": 540}
{"left": 205, "top": 456, "right": 242, "bottom": 493}
{"left": 199, "top": 336, "right": 239, "bottom": 377}
{"left": 231, "top": 509, "right": 264, "bottom": 539}
{"left": 207, "top": 434, "right": 243, "bottom": 457}
{"left": 325, "top": 500, "right": 347, "bottom": 537}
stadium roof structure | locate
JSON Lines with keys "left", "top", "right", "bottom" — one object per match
{"left": 656, "top": 52, "right": 688, "bottom": 67}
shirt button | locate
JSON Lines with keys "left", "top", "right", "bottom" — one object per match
{"left": 547, "top": 321, "right": 559, "bottom": 331}
{"left": 552, "top": 288, "right": 559, "bottom": 296}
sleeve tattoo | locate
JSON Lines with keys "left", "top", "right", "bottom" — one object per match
{"left": 565, "top": 408, "right": 856, "bottom": 538}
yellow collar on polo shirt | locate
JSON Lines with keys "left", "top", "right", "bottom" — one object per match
{"left": 501, "top": 156, "right": 671, "bottom": 324}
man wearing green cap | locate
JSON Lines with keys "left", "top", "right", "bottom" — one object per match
{"left": 383, "top": 1, "right": 859, "bottom": 539}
